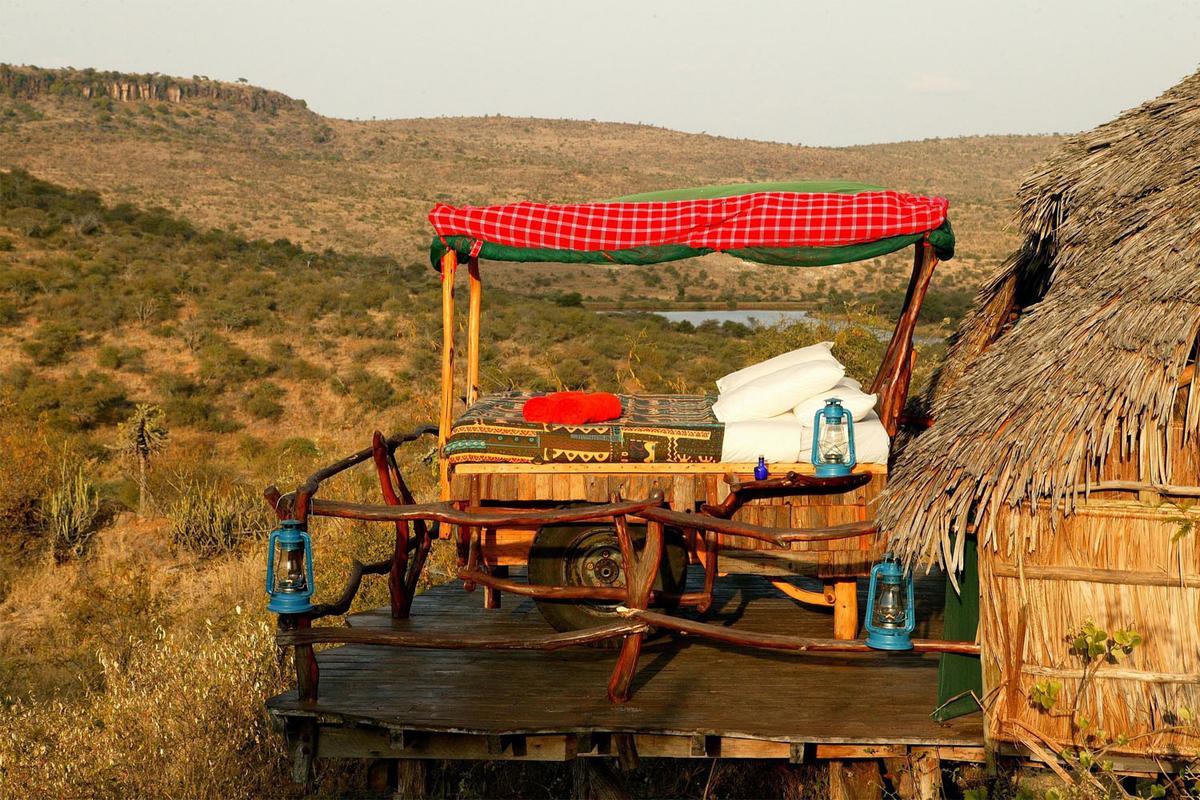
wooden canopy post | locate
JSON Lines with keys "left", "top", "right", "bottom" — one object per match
{"left": 872, "top": 241, "right": 938, "bottom": 435}
{"left": 438, "top": 250, "right": 459, "bottom": 499}
{"left": 466, "top": 256, "right": 482, "bottom": 407}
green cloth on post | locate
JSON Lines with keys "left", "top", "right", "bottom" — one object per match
{"left": 934, "top": 536, "right": 983, "bottom": 721}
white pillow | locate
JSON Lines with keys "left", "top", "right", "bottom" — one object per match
{"left": 840, "top": 376, "right": 864, "bottom": 391}
{"left": 792, "top": 386, "right": 878, "bottom": 425}
{"left": 720, "top": 417, "right": 806, "bottom": 462}
{"left": 715, "top": 341, "right": 833, "bottom": 394}
{"left": 800, "top": 411, "right": 891, "bottom": 465}
{"left": 712, "top": 358, "right": 844, "bottom": 422}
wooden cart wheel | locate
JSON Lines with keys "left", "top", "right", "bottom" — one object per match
{"left": 528, "top": 523, "right": 688, "bottom": 648}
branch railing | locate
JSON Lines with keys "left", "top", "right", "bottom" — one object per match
{"left": 265, "top": 426, "right": 979, "bottom": 706}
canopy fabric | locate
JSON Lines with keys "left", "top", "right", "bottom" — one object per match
{"left": 429, "top": 182, "right": 954, "bottom": 269}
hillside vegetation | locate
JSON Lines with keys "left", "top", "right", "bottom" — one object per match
{"left": 0, "top": 64, "right": 1061, "bottom": 317}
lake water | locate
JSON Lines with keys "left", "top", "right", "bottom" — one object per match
{"left": 607, "top": 308, "right": 943, "bottom": 345}
{"left": 652, "top": 309, "right": 817, "bottom": 328}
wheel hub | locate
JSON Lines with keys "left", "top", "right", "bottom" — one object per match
{"left": 564, "top": 530, "right": 625, "bottom": 599}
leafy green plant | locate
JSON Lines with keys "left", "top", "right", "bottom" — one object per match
{"left": 1029, "top": 678, "right": 1061, "bottom": 712}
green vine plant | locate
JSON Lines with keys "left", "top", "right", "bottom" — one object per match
{"left": 1026, "top": 621, "right": 1199, "bottom": 798}
{"left": 1164, "top": 500, "right": 1196, "bottom": 544}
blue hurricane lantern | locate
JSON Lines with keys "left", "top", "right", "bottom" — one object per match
{"left": 266, "top": 520, "right": 315, "bottom": 614}
{"left": 864, "top": 554, "right": 915, "bottom": 651}
{"left": 811, "top": 398, "right": 857, "bottom": 477}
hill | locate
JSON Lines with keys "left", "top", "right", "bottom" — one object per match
{"left": 0, "top": 64, "right": 1061, "bottom": 314}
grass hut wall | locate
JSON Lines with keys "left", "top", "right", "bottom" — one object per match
{"left": 878, "top": 68, "right": 1200, "bottom": 762}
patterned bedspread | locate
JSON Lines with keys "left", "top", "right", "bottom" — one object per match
{"left": 446, "top": 392, "right": 724, "bottom": 465}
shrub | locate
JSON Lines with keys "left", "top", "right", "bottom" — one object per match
{"left": 96, "top": 344, "right": 145, "bottom": 370}
{"left": 339, "top": 367, "right": 395, "bottom": 410}
{"left": 0, "top": 235, "right": 13, "bottom": 250}
{"left": 167, "top": 480, "right": 269, "bottom": 557}
{"left": 243, "top": 382, "right": 285, "bottom": 421}
{"left": 198, "top": 337, "right": 273, "bottom": 388}
{"left": 6, "top": 368, "right": 131, "bottom": 431}
{"left": 21, "top": 322, "right": 82, "bottom": 365}
{"left": 42, "top": 463, "right": 103, "bottom": 562}
{"left": 0, "top": 395, "right": 54, "bottom": 543}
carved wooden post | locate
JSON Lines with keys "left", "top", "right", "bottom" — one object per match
{"left": 437, "top": 249, "right": 458, "bottom": 499}
{"left": 832, "top": 579, "right": 858, "bottom": 640}
{"left": 279, "top": 613, "right": 319, "bottom": 703}
{"left": 607, "top": 518, "right": 664, "bottom": 703}
{"left": 871, "top": 241, "right": 938, "bottom": 436}
{"left": 466, "top": 256, "right": 482, "bottom": 407}
{"left": 371, "top": 431, "right": 412, "bottom": 619}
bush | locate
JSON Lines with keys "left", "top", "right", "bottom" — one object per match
{"left": 167, "top": 481, "right": 269, "bottom": 558}
{"left": 198, "top": 338, "right": 273, "bottom": 388}
{"left": 5, "top": 368, "right": 131, "bottom": 431}
{"left": 0, "top": 395, "right": 54, "bottom": 543}
{"left": 96, "top": 344, "right": 145, "bottom": 370}
{"left": 42, "top": 463, "right": 103, "bottom": 562}
{"left": 339, "top": 367, "right": 395, "bottom": 410}
{"left": 21, "top": 322, "right": 82, "bottom": 365}
{"left": 243, "top": 382, "right": 285, "bottom": 421}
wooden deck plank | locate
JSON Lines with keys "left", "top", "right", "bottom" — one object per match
{"left": 267, "top": 570, "right": 981, "bottom": 751}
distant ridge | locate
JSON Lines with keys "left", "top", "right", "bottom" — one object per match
{"left": 0, "top": 64, "right": 303, "bottom": 114}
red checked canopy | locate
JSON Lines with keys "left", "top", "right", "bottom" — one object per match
{"left": 429, "top": 181, "right": 954, "bottom": 269}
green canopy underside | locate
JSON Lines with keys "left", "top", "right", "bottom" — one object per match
{"left": 429, "top": 180, "right": 954, "bottom": 269}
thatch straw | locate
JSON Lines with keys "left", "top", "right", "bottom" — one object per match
{"left": 879, "top": 67, "right": 1200, "bottom": 574}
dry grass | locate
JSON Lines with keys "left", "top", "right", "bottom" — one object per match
{"left": 0, "top": 612, "right": 292, "bottom": 800}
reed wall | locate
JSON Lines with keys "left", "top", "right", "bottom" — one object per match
{"left": 981, "top": 498, "right": 1200, "bottom": 758}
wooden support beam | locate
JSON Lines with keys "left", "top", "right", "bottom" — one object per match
{"left": 437, "top": 249, "right": 458, "bottom": 500}
{"left": 619, "top": 607, "right": 980, "bottom": 655}
{"left": 765, "top": 578, "right": 835, "bottom": 607}
{"left": 992, "top": 562, "right": 1200, "bottom": 589}
{"left": 828, "top": 759, "right": 884, "bottom": 800}
{"left": 872, "top": 241, "right": 938, "bottom": 436}
{"left": 613, "top": 733, "right": 639, "bottom": 771}
{"left": 833, "top": 579, "right": 859, "bottom": 640}
{"left": 910, "top": 746, "right": 943, "bottom": 800}
{"left": 284, "top": 718, "right": 317, "bottom": 786}
{"left": 277, "top": 620, "right": 648, "bottom": 650}
{"left": 466, "top": 256, "right": 482, "bottom": 407}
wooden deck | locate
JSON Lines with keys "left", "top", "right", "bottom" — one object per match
{"left": 267, "top": 569, "right": 984, "bottom": 762}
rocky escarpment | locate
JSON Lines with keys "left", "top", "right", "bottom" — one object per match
{"left": 0, "top": 64, "right": 304, "bottom": 113}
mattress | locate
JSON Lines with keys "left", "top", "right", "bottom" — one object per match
{"left": 445, "top": 392, "right": 724, "bottom": 465}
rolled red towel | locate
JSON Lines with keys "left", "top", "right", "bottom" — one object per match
{"left": 521, "top": 395, "right": 554, "bottom": 422}
{"left": 584, "top": 392, "right": 623, "bottom": 423}
{"left": 522, "top": 391, "right": 623, "bottom": 424}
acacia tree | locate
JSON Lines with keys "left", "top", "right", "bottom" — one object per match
{"left": 118, "top": 403, "right": 168, "bottom": 515}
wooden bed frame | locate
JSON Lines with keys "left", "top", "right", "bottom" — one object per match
{"left": 435, "top": 241, "right": 939, "bottom": 639}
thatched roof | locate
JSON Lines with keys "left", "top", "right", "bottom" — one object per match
{"left": 879, "top": 67, "right": 1200, "bottom": 574}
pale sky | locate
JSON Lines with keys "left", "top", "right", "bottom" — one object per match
{"left": 2, "top": 0, "right": 1198, "bottom": 146}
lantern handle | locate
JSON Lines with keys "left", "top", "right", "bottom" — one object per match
{"left": 846, "top": 413, "right": 857, "bottom": 469}
{"left": 302, "top": 530, "right": 314, "bottom": 592}
{"left": 265, "top": 528, "right": 279, "bottom": 593}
